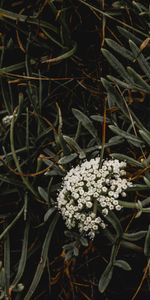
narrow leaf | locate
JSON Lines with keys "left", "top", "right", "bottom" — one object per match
{"left": 58, "top": 153, "right": 78, "bottom": 164}
{"left": 104, "top": 211, "right": 123, "bottom": 239}
{"left": 110, "top": 153, "right": 143, "bottom": 167}
{"left": 38, "top": 187, "right": 49, "bottom": 203}
{"left": 63, "top": 135, "right": 86, "bottom": 158}
{"left": 98, "top": 263, "right": 113, "bottom": 293}
{"left": 139, "top": 130, "right": 150, "bottom": 146}
{"left": 114, "top": 260, "right": 131, "bottom": 271}
{"left": 127, "top": 67, "right": 150, "bottom": 93}
{"left": 24, "top": 213, "right": 59, "bottom": 300}
{"left": 117, "top": 26, "right": 142, "bottom": 45}
{"left": 109, "top": 125, "right": 143, "bottom": 145}
{"left": 105, "top": 38, "right": 134, "bottom": 61}
{"left": 144, "top": 177, "right": 150, "bottom": 188}
{"left": 72, "top": 108, "right": 99, "bottom": 143}
{"left": 101, "top": 48, "right": 132, "bottom": 82}
{"left": 44, "top": 207, "right": 56, "bottom": 223}
{"left": 123, "top": 231, "right": 147, "bottom": 241}
{"left": 144, "top": 225, "right": 150, "bottom": 257}
{"left": 129, "top": 40, "right": 150, "bottom": 80}
{"left": 10, "top": 221, "right": 30, "bottom": 289}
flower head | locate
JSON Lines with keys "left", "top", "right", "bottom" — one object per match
{"left": 57, "top": 157, "right": 132, "bottom": 239}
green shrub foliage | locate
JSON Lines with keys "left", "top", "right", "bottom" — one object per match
{"left": 0, "top": 1, "right": 150, "bottom": 299}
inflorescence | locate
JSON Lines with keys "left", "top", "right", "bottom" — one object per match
{"left": 57, "top": 157, "right": 132, "bottom": 239}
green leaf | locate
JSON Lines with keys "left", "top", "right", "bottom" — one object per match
{"left": 104, "top": 211, "right": 123, "bottom": 239}
{"left": 139, "top": 130, "right": 150, "bottom": 146}
{"left": 117, "top": 26, "right": 142, "bottom": 45}
{"left": 90, "top": 115, "right": 110, "bottom": 123}
{"left": 0, "top": 267, "right": 5, "bottom": 288}
{"left": 144, "top": 225, "right": 150, "bottom": 257}
{"left": 98, "top": 263, "right": 113, "bottom": 293}
{"left": 4, "top": 226, "right": 10, "bottom": 294}
{"left": 120, "top": 240, "right": 143, "bottom": 252}
{"left": 58, "top": 153, "right": 78, "bottom": 164}
{"left": 24, "top": 213, "right": 59, "bottom": 300}
{"left": 110, "top": 153, "right": 143, "bottom": 167}
{"left": 0, "top": 206, "right": 24, "bottom": 240}
{"left": 101, "top": 48, "right": 132, "bottom": 83}
{"left": 107, "top": 75, "right": 133, "bottom": 89}
{"left": 44, "top": 207, "right": 56, "bottom": 223}
{"left": 80, "top": 236, "right": 88, "bottom": 247}
{"left": 38, "top": 187, "right": 49, "bottom": 203}
{"left": 105, "top": 38, "right": 134, "bottom": 61}
{"left": 101, "top": 78, "right": 129, "bottom": 118}
{"left": 142, "top": 196, "right": 150, "bottom": 207}
{"left": 72, "top": 108, "right": 100, "bottom": 143}
{"left": 123, "top": 231, "right": 147, "bottom": 241}
{"left": 129, "top": 40, "right": 150, "bottom": 80}
{"left": 63, "top": 135, "right": 86, "bottom": 158}
{"left": 109, "top": 125, "right": 143, "bottom": 146}
{"left": 114, "top": 260, "right": 131, "bottom": 271}
{"left": 128, "top": 184, "right": 149, "bottom": 191}
{"left": 127, "top": 67, "right": 150, "bottom": 93}
{"left": 10, "top": 221, "right": 30, "bottom": 289}
{"left": 143, "top": 176, "right": 150, "bottom": 188}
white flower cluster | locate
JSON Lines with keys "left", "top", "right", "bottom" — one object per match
{"left": 57, "top": 157, "right": 132, "bottom": 239}
{"left": 2, "top": 114, "right": 16, "bottom": 127}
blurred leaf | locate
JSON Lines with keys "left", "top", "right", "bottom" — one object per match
{"left": 45, "top": 166, "right": 65, "bottom": 176}
{"left": 129, "top": 40, "right": 150, "bottom": 80}
{"left": 24, "top": 213, "right": 59, "bottom": 300}
{"left": 139, "top": 130, "right": 150, "bottom": 146}
{"left": 72, "top": 108, "right": 100, "bottom": 143}
{"left": 80, "top": 236, "right": 88, "bottom": 247}
{"left": 142, "top": 196, "right": 150, "bottom": 207}
{"left": 105, "top": 211, "right": 123, "bottom": 239}
{"left": 123, "top": 231, "right": 147, "bottom": 241}
{"left": 105, "top": 38, "right": 134, "bottom": 61}
{"left": 110, "top": 153, "right": 143, "bottom": 167}
{"left": 114, "top": 260, "right": 131, "bottom": 271}
{"left": 44, "top": 207, "right": 56, "bottom": 223}
{"left": 107, "top": 75, "right": 133, "bottom": 89}
{"left": 101, "top": 48, "right": 132, "bottom": 82}
{"left": 127, "top": 66, "right": 150, "bottom": 93}
{"left": 10, "top": 221, "right": 30, "bottom": 290}
{"left": 101, "top": 78, "right": 129, "bottom": 118}
{"left": 117, "top": 26, "right": 143, "bottom": 44}
{"left": 128, "top": 184, "right": 149, "bottom": 191}
{"left": 143, "top": 176, "right": 150, "bottom": 188}
{"left": 0, "top": 267, "right": 5, "bottom": 288}
{"left": 109, "top": 125, "right": 143, "bottom": 146}
{"left": 144, "top": 225, "right": 150, "bottom": 257}
{"left": 0, "top": 206, "right": 24, "bottom": 241}
{"left": 63, "top": 135, "right": 86, "bottom": 158}
{"left": 98, "top": 263, "right": 113, "bottom": 293}
{"left": 38, "top": 187, "right": 49, "bottom": 203}
{"left": 58, "top": 153, "right": 78, "bottom": 164}
{"left": 4, "top": 227, "right": 10, "bottom": 295}
{"left": 91, "top": 115, "right": 110, "bottom": 123}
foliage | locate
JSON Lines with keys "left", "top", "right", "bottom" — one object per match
{"left": 0, "top": 0, "right": 150, "bottom": 299}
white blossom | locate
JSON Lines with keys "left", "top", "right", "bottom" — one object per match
{"left": 2, "top": 114, "right": 17, "bottom": 127}
{"left": 57, "top": 157, "right": 132, "bottom": 239}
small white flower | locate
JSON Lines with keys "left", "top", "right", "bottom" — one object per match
{"left": 102, "top": 208, "right": 109, "bottom": 216}
{"left": 121, "top": 192, "right": 126, "bottom": 197}
{"left": 102, "top": 187, "right": 107, "bottom": 193}
{"left": 116, "top": 205, "right": 121, "bottom": 211}
{"left": 78, "top": 203, "right": 83, "bottom": 209}
{"left": 86, "top": 202, "right": 93, "bottom": 208}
